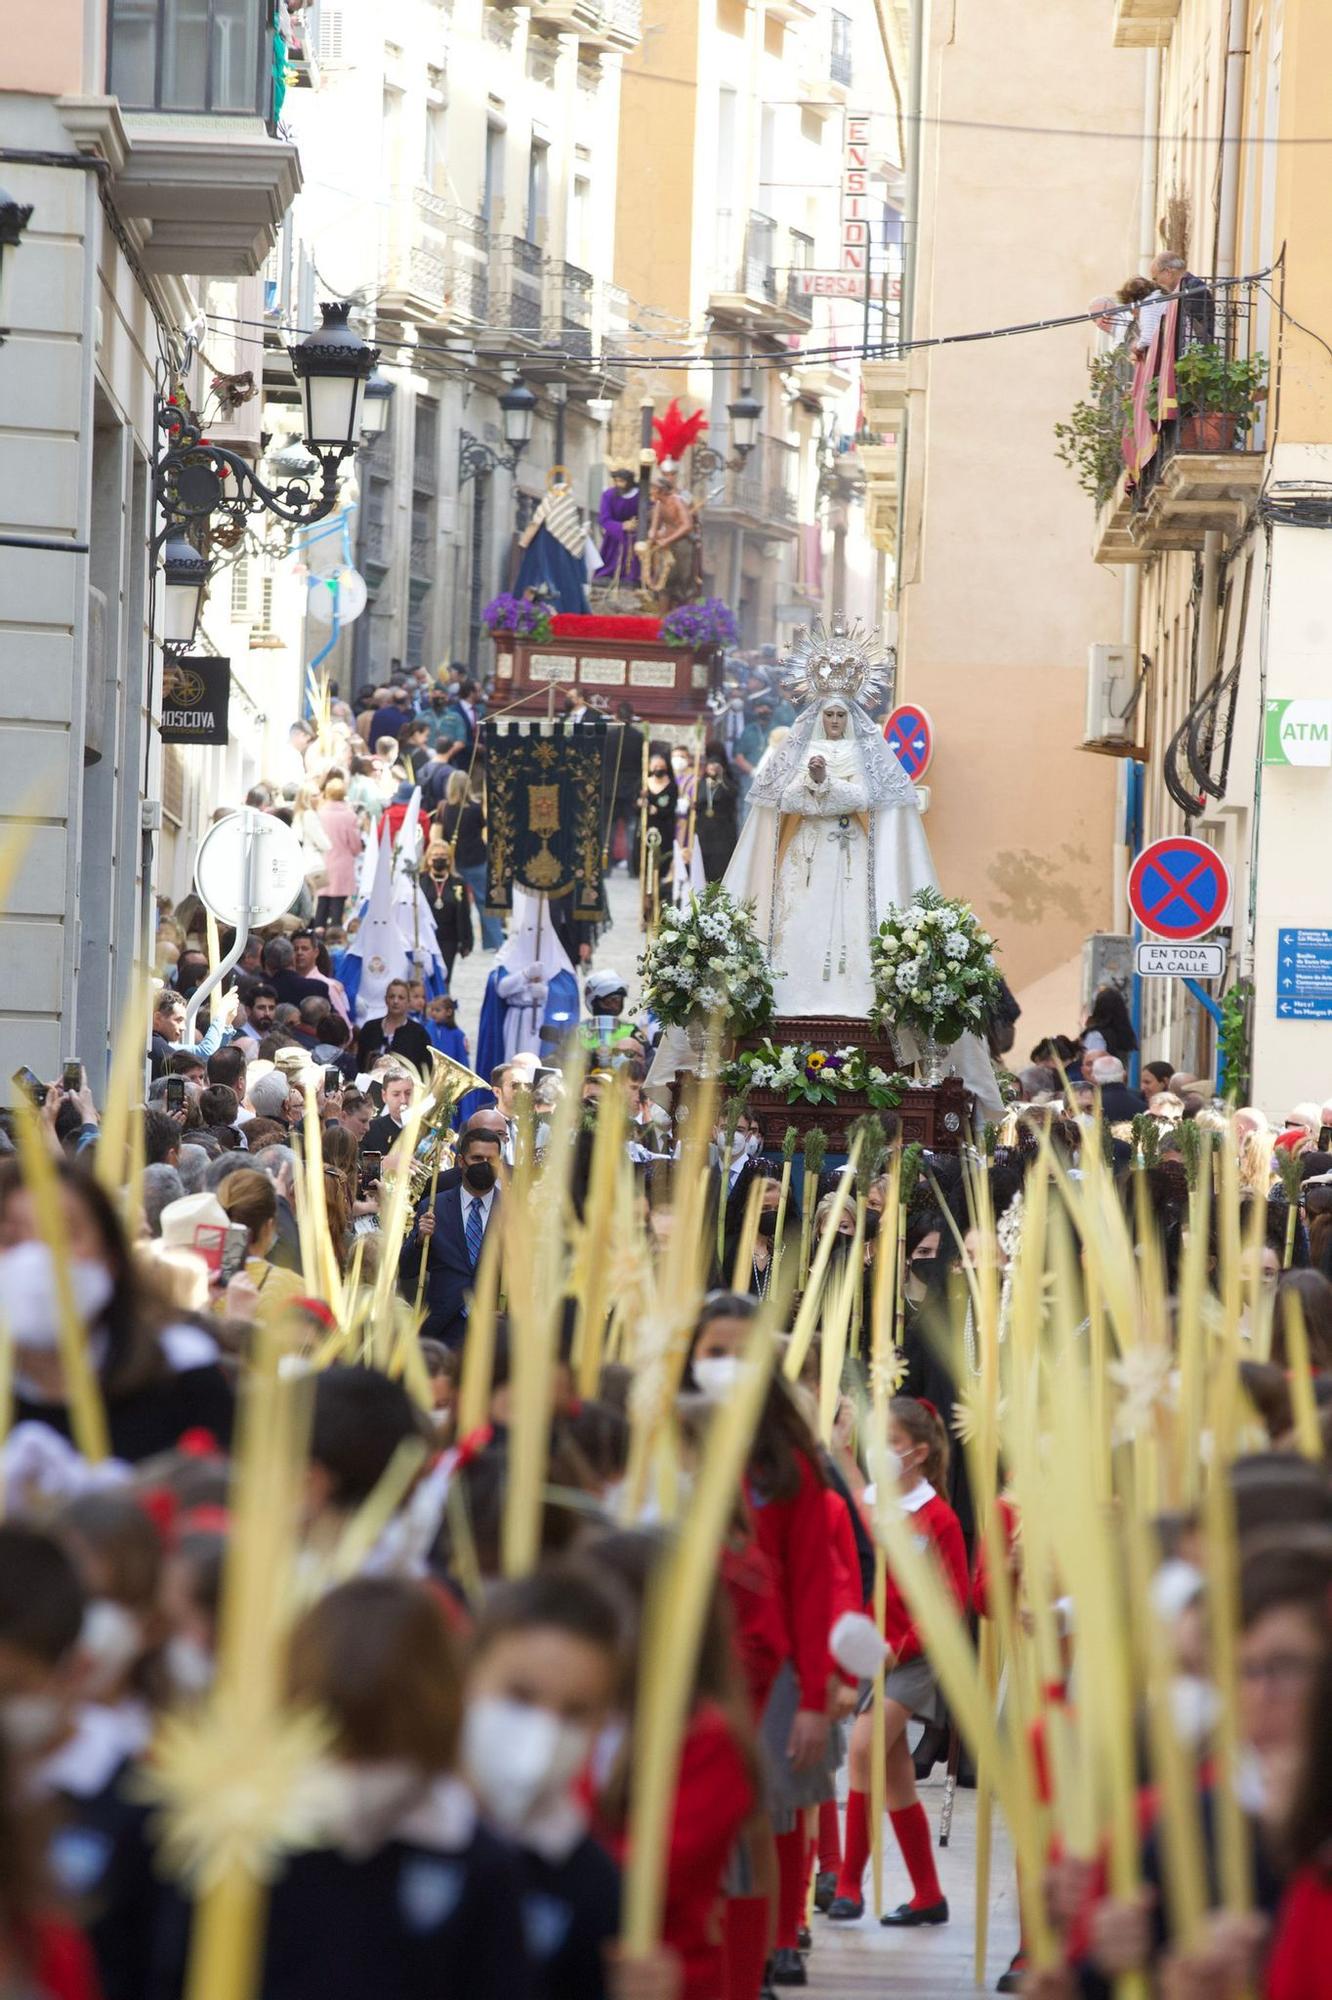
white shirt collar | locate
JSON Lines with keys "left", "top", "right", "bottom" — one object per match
{"left": 462, "top": 1183, "right": 496, "bottom": 1217}
{"left": 33, "top": 1703, "right": 145, "bottom": 1801}
{"left": 901, "top": 1478, "right": 936, "bottom": 1514}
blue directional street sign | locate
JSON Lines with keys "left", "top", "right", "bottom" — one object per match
{"left": 1276, "top": 928, "right": 1332, "bottom": 1020}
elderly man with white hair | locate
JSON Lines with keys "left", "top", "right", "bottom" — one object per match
{"left": 1087, "top": 1053, "right": 1148, "bottom": 1123}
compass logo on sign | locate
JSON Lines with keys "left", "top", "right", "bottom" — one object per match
{"left": 164, "top": 664, "right": 206, "bottom": 709}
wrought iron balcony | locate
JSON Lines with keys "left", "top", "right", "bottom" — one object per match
{"left": 710, "top": 211, "right": 812, "bottom": 333}
{"left": 547, "top": 260, "right": 594, "bottom": 358}
{"left": 1125, "top": 276, "right": 1269, "bottom": 553}
{"left": 491, "top": 236, "right": 546, "bottom": 340}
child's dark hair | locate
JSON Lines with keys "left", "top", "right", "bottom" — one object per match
{"left": 470, "top": 1560, "right": 632, "bottom": 1689}
{"left": 890, "top": 1394, "right": 950, "bottom": 1492}
{"left": 561, "top": 1399, "right": 630, "bottom": 1486}
{"left": 0, "top": 1525, "right": 85, "bottom": 1664}
{"left": 310, "top": 1366, "right": 433, "bottom": 1508}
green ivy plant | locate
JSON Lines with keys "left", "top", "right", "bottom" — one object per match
{"left": 1217, "top": 979, "right": 1253, "bottom": 1103}
{"left": 1053, "top": 349, "right": 1132, "bottom": 505}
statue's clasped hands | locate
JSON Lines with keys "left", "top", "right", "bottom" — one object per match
{"left": 806, "top": 754, "right": 828, "bottom": 786}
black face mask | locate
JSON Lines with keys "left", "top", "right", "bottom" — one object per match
{"left": 757, "top": 1210, "right": 779, "bottom": 1238}
{"left": 463, "top": 1160, "right": 497, "bottom": 1194}
{"left": 862, "top": 1210, "right": 881, "bottom": 1239}
{"left": 908, "top": 1255, "right": 947, "bottom": 1294}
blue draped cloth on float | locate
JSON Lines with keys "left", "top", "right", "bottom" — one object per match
{"left": 512, "top": 526, "right": 588, "bottom": 614}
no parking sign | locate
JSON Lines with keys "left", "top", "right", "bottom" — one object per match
{"left": 1127, "top": 836, "right": 1231, "bottom": 943}
{"left": 883, "top": 703, "right": 934, "bottom": 781}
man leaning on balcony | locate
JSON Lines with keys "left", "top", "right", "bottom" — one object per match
{"left": 1135, "top": 253, "right": 1214, "bottom": 359}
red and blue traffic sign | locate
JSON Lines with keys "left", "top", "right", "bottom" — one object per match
{"left": 1127, "top": 836, "right": 1231, "bottom": 943}
{"left": 883, "top": 703, "right": 934, "bottom": 782}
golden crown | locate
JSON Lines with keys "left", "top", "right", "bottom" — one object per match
{"left": 780, "top": 613, "right": 887, "bottom": 709}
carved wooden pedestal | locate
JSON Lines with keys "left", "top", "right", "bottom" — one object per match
{"left": 732, "top": 1015, "right": 972, "bottom": 1154}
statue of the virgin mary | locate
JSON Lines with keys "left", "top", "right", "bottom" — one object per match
{"left": 718, "top": 615, "right": 1002, "bottom": 1115}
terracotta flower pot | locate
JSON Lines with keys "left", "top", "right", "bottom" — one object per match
{"left": 1178, "top": 411, "right": 1239, "bottom": 452}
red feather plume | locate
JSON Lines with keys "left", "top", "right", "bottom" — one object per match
{"left": 652, "top": 398, "right": 708, "bottom": 464}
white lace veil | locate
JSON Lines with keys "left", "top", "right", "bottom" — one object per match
{"left": 747, "top": 695, "right": 918, "bottom": 810}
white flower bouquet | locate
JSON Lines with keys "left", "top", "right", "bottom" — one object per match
{"left": 870, "top": 885, "right": 1001, "bottom": 1048}
{"left": 638, "top": 883, "right": 774, "bottom": 1037}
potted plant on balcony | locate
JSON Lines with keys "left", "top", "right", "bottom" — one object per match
{"left": 1053, "top": 349, "right": 1133, "bottom": 506}
{"left": 1172, "top": 345, "right": 1267, "bottom": 452}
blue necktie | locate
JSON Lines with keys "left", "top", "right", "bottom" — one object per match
{"left": 464, "top": 1194, "right": 485, "bottom": 1269}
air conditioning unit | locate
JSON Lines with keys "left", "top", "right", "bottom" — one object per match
{"left": 1083, "top": 641, "right": 1137, "bottom": 755}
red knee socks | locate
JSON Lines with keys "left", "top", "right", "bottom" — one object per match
{"left": 835, "top": 1790, "right": 871, "bottom": 1903}
{"left": 773, "top": 1828, "right": 807, "bottom": 1950}
{"left": 889, "top": 1802, "right": 943, "bottom": 1909}
{"left": 723, "top": 1895, "right": 769, "bottom": 2000}
{"left": 817, "top": 1797, "right": 841, "bottom": 1875}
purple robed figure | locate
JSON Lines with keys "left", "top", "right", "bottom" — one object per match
{"left": 593, "top": 471, "right": 641, "bottom": 585}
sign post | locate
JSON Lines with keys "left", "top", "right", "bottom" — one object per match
{"left": 184, "top": 809, "right": 305, "bottom": 1041}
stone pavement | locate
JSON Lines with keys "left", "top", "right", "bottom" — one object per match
{"left": 803, "top": 1780, "right": 1019, "bottom": 1999}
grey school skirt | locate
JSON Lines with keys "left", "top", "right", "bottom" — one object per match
{"left": 760, "top": 1661, "right": 843, "bottom": 1817}
{"left": 855, "top": 1652, "right": 943, "bottom": 1725}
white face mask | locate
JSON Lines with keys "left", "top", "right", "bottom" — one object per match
{"left": 80, "top": 1600, "right": 144, "bottom": 1694}
{"left": 1233, "top": 1746, "right": 1270, "bottom": 1816}
{"left": 0, "top": 1244, "right": 113, "bottom": 1351}
{"left": 0, "top": 1693, "right": 64, "bottom": 1755}
{"left": 1168, "top": 1673, "right": 1221, "bottom": 1749}
{"left": 692, "top": 1355, "right": 746, "bottom": 1402}
{"left": 165, "top": 1634, "right": 215, "bottom": 1697}
{"left": 461, "top": 1697, "right": 592, "bottom": 1838}
{"left": 1150, "top": 1559, "right": 1204, "bottom": 1625}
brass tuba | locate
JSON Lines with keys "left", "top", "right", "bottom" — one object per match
{"left": 401, "top": 1047, "right": 489, "bottom": 1208}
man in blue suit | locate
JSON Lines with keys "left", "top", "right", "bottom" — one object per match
{"left": 399, "top": 1126, "right": 503, "bottom": 1348}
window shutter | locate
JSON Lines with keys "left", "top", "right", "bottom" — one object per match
{"left": 230, "top": 561, "right": 250, "bottom": 621}
{"left": 315, "top": 4, "right": 345, "bottom": 64}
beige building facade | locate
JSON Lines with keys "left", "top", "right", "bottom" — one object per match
{"left": 1077, "top": 0, "right": 1332, "bottom": 1113}
{"left": 878, "top": 0, "right": 1147, "bottom": 1040}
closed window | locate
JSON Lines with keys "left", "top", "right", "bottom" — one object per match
{"left": 109, "top": 0, "right": 268, "bottom": 115}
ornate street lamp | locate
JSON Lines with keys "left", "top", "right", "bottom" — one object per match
{"left": 288, "top": 301, "right": 380, "bottom": 453}
{"left": 161, "top": 532, "right": 212, "bottom": 649}
{"left": 0, "top": 185, "right": 34, "bottom": 343}
{"left": 360, "top": 369, "right": 393, "bottom": 438}
{"left": 726, "top": 380, "right": 762, "bottom": 462}
{"left": 499, "top": 377, "right": 538, "bottom": 453}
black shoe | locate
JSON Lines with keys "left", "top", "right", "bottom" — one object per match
{"left": 827, "top": 1896, "right": 864, "bottom": 1921}
{"left": 796, "top": 1925, "right": 812, "bottom": 1952}
{"left": 881, "top": 1898, "right": 950, "bottom": 1928}
{"left": 769, "top": 1946, "right": 808, "bottom": 1986}
{"left": 813, "top": 1869, "right": 838, "bottom": 1913}
{"left": 997, "top": 1950, "right": 1029, "bottom": 1992}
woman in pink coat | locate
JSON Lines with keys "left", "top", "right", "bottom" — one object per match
{"left": 315, "top": 775, "right": 363, "bottom": 927}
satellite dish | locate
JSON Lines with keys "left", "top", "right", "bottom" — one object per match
{"left": 307, "top": 566, "right": 368, "bottom": 625}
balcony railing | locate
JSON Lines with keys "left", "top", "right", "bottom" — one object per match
{"left": 830, "top": 10, "right": 854, "bottom": 86}
{"left": 786, "top": 230, "right": 815, "bottom": 324}
{"left": 1124, "top": 275, "right": 1269, "bottom": 549}
{"left": 548, "top": 260, "right": 594, "bottom": 357}
{"left": 492, "top": 236, "right": 545, "bottom": 337}
{"left": 765, "top": 436, "right": 799, "bottom": 522}
{"left": 109, "top": 0, "right": 276, "bottom": 126}
{"left": 449, "top": 209, "right": 490, "bottom": 323}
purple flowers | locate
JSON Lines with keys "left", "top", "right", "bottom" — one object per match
{"left": 482, "top": 593, "right": 553, "bottom": 641}
{"left": 660, "top": 597, "right": 739, "bottom": 651}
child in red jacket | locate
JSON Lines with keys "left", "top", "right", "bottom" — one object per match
{"left": 829, "top": 1396, "right": 968, "bottom": 1929}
